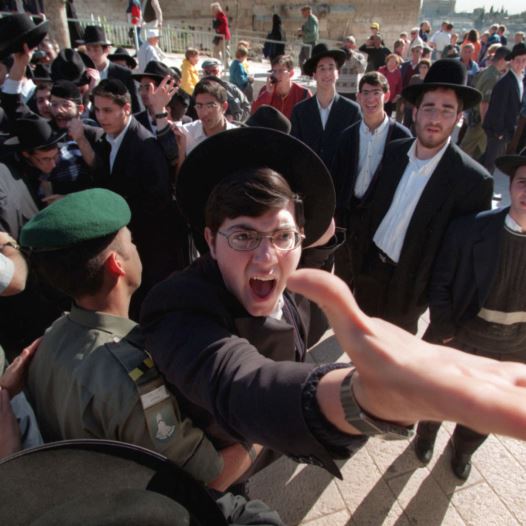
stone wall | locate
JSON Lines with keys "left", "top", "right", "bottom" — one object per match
{"left": 74, "top": 0, "right": 420, "bottom": 50}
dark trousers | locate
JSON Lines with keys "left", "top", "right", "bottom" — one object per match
{"left": 298, "top": 44, "right": 314, "bottom": 68}
{"left": 354, "top": 244, "right": 396, "bottom": 318}
{"left": 417, "top": 420, "right": 488, "bottom": 457}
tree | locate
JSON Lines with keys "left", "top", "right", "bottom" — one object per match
{"left": 45, "top": 0, "right": 70, "bottom": 49}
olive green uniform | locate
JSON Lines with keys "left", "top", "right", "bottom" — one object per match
{"left": 461, "top": 65, "right": 501, "bottom": 159}
{"left": 26, "top": 305, "right": 223, "bottom": 484}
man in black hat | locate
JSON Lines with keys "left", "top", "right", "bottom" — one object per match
{"left": 413, "top": 148, "right": 526, "bottom": 480}
{"left": 482, "top": 43, "right": 526, "bottom": 173}
{"left": 349, "top": 59, "right": 493, "bottom": 334}
{"left": 290, "top": 43, "right": 361, "bottom": 169}
{"left": 108, "top": 47, "right": 137, "bottom": 70}
{"left": 132, "top": 60, "right": 180, "bottom": 134}
{"left": 80, "top": 25, "right": 142, "bottom": 113}
{"left": 331, "top": 71, "right": 412, "bottom": 288}
{"left": 141, "top": 127, "right": 526, "bottom": 484}
{"left": 0, "top": 115, "right": 68, "bottom": 358}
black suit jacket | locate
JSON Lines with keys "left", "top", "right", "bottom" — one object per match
{"left": 92, "top": 117, "right": 186, "bottom": 296}
{"left": 356, "top": 138, "right": 493, "bottom": 331}
{"left": 290, "top": 94, "right": 361, "bottom": 169}
{"left": 107, "top": 62, "right": 142, "bottom": 114}
{"left": 426, "top": 207, "right": 508, "bottom": 342}
{"left": 483, "top": 70, "right": 524, "bottom": 140}
{"left": 134, "top": 110, "right": 154, "bottom": 133}
{"left": 331, "top": 119, "right": 412, "bottom": 218}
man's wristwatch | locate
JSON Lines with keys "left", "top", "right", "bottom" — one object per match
{"left": 340, "top": 369, "right": 414, "bottom": 439}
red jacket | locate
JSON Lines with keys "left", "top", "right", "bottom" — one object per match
{"left": 214, "top": 12, "right": 231, "bottom": 41}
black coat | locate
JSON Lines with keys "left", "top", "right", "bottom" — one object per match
{"left": 331, "top": 119, "right": 412, "bottom": 218}
{"left": 290, "top": 94, "right": 361, "bottom": 169}
{"left": 355, "top": 138, "right": 493, "bottom": 331}
{"left": 92, "top": 117, "right": 188, "bottom": 308}
{"left": 426, "top": 207, "right": 509, "bottom": 342}
{"left": 141, "top": 238, "right": 365, "bottom": 479}
{"left": 483, "top": 70, "right": 524, "bottom": 140}
{"left": 330, "top": 119, "right": 411, "bottom": 287}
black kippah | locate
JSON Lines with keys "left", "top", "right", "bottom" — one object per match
{"left": 98, "top": 78, "right": 129, "bottom": 95}
{"left": 51, "top": 80, "right": 82, "bottom": 103}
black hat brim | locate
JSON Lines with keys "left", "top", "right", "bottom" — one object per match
{"left": 176, "top": 127, "right": 335, "bottom": 251}
{"left": 402, "top": 82, "right": 482, "bottom": 110}
{"left": 108, "top": 54, "right": 137, "bottom": 69}
{"left": 4, "top": 129, "right": 66, "bottom": 151}
{"left": 303, "top": 49, "right": 346, "bottom": 76}
{"left": 131, "top": 71, "right": 165, "bottom": 82}
{"left": 495, "top": 155, "right": 526, "bottom": 177}
{"left": 0, "top": 440, "right": 228, "bottom": 526}
{"left": 0, "top": 20, "right": 49, "bottom": 60}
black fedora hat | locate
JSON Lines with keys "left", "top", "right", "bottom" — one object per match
{"left": 51, "top": 49, "right": 90, "bottom": 86}
{"left": 78, "top": 25, "right": 112, "bottom": 46}
{"left": 0, "top": 13, "right": 49, "bottom": 60}
{"left": 245, "top": 105, "right": 291, "bottom": 134}
{"left": 132, "top": 60, "right": 175, "bottom": 82}
{"left": 0, "top": 440, "right": 228, "bottom": 526}
{"left": 4, "top": 114, "right": 66, "bottom": 151}
{"left": 495, "top": 147, "right": 526, "bottom": 177}
{"left": 302, "top": 43, "right": 346, "bottom": 76}
{"left": 402, "top": 58, "right": 481, "bottom": 110}
{"left": 32, "top": 63, "right": 52, "bottom": 83}
{"left": 78, "top": 50, "right": 96, "bottom": 70}
{"left": 108, "top": 46, "right": 137, "bottom": 69}
{"left": 176, "top": 127, "right": 335, "bottom": 251}
{"left": 506, "top": 42, "right": 526, "bottom": 60}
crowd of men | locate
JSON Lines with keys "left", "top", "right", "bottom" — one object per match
{"left": 1, "top": 8, "right": 526, "bottom": 524}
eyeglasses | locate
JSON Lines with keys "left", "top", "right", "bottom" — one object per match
{"left": 419, "top": 106, "right": 458, "bottom": 119}
{"left": 195, "top": 102, "right": 220, "bottom": 111}
{"left": 217, "top": 229, "right": 305, "bottom": 251}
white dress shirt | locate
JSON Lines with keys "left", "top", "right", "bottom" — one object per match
{"left": 99, "top": 61, "right": 110, "bottom": 80}
{"left": 316, "top": 96, "right": 335, "bottom": 129}
{"left": 178, "top": 120, "right": 238, "bottom": 154}
{"left": 511, "top": 69, "right": 524, "bottom": 104}
{"left": 106, "top": 117, "right": 133, "bottom": 171}
{"left": 373, "top": 138, "right": 450, "bottom": 263}
{"left": 354, "top": 115, "right": 390, "bottom": 199}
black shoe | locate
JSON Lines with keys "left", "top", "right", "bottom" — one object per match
{"left": 414, "top": 435, "right": 435, "bottom": 464}
{"left": 450, "top": 441, "right": 472, "bottom": 481}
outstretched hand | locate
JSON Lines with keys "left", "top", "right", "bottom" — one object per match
{"left": 287, "top": 269, "right": 526, "bottom": 440}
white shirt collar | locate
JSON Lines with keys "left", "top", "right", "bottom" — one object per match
{"left": 99, "top": 60, "right": 110, "bottom": 80}
{"left": 360, "top": 114, "right": 389, "bottom": 136}
{"left": 505, "top": 214, "right": 526, "bottom": 234}
{"left": 408, "top": 137, "right": 451, "bottom": 164}
{"left": 106, "top": 116, "right": 132, "bottom": 143}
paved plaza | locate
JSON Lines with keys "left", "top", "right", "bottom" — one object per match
{"left": 248, "top": 331, "right": 526, "bottom": 526}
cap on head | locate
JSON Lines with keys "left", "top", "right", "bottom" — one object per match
{"left": 20, "top": 189, "right": 131, "bottom": 251}
{"left": 51, "top": 80, "right": 82, "bottom": 104}
{"left": 201, "top": 58, "right": 222, "bottom": 70}
{"left": 145, "top": 28, "right": 160, "bottom": 40}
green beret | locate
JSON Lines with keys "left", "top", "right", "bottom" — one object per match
{"left": 20, "top": 189, "right": 131, "bottom": 251}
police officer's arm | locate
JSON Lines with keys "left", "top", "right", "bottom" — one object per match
{"left": 288, "top": 269, "right": 526, "bottom": 440}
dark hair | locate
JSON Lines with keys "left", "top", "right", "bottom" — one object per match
{"left": 467, "top": 29, "right": 479, "bottom": 42}
{"left": 359, "top": 71, "right": 389, "bottom": 92}
{"left": 30, "top": 233, "right": 119, "bottom": 298}
{"left": 205, "top": 168, "right": 305, "bottom": 235}
{"left": 271, "top": 54, "right": 294, "bottom": 71}
{"left": 415, "top": 87, "right": 463, "bottom": 112}
{"left": 91, "top": 79, "right": 131, "bottom": 106}
{"left": 193, "top": 78, "right": 228, "bottom": 103}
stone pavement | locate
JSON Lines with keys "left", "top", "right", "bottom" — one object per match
{"left": 247, "top": 332, "right": 526, "bottom": 526}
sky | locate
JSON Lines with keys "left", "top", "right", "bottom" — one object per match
{"left": 455, "top": 0, "right": 524, "bottom": 15}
